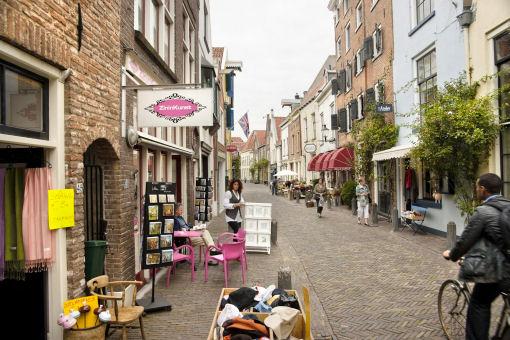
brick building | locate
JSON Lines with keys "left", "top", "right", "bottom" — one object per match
{"left": 0, "top": 0, "right": 123, "bottom": 338}
{"left": 328, "top": 0, "right": 394, "bottom": 144}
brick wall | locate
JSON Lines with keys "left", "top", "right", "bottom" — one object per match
{"left": 1, "top": 0, "right": 123, "bottom": 297}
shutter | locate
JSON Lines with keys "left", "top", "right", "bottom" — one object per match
{"left": 338, "top": 69, "right": 346, "bottom": 93}
{"left": 331, "top": 78, "right": 339, "bottom": 95}
{"left": 358, "top": 95, "right": 364, "bottom": 118}
{"left": 350, "top": 100, "right": 358, "bottom": 120}
{"left": 331, "top": 113, "right": 338, "bottom": 131}
{"left": 366, "top": 88, "right": 375, "bottom": 107}
{"left": 338, "top": 109, "right": 348, "bottom": 132}
{"left": 364, "top": 36, "right": 374, "bottom": 61}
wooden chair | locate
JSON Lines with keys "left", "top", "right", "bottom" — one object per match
{"left": 86, "top": 275, "right": 146, "bottom": 340}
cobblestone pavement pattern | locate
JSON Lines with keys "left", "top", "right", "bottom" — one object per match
{"left": 111, "top": 183, "right": 503, "bottom": 339}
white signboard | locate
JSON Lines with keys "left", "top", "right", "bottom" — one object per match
{"left": 137, "top": 88, "right": 214, "bottom": 127}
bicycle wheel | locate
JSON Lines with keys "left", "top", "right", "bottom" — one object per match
{"left": 438, "top": 279, "right": 469, "bottom": 340}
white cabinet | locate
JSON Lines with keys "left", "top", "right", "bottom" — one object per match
{"left": 243, "top": 202, "right": 272, "bottom": 254}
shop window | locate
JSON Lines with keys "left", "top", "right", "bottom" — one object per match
{"left": 0, "top": 60, "right": 49, "bottom": 139}
{"left": 496, "top": 31, "right": 510, "bottom": 197}
{"left": 503, "top": 126, "right": 510, "bottom": 197}
{"left": 345, "top": 23, "right": 351, "bottom": 52}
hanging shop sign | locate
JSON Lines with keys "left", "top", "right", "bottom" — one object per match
{"left": 376, "top": 103, "right": 393, "bottom": 113}
{"left": 304, "top": 143, "right": 317, "bottom": 154}
{"left": 48, "top": 189, "right": 75, "bottom": 230}
{"left": 138, "top": 88, "right": 214, "bottom": 127}
{"left": 226, "top": 144, "right": 238, "bottom": 153}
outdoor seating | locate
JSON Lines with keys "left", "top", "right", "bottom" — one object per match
{"left": 86, "top": 275, "right": 146, "bottom": 340}
{"left": 204, "top": 240, "right": 247, "bottom": 287}
{"left": 165, "top": 244, "right": 195, "bottom": 287}
{"left": 401, "top": 205, "right": 427, "bottom": 235}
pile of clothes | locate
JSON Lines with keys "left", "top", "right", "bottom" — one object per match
{"left": 215, "top": 286, "right": 303, "bottom": 340}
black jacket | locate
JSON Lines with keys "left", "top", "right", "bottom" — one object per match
{"left": 450, "top": 196, "right": 510, "bottom": 282}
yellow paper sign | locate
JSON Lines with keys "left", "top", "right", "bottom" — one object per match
{"left": 63, "top": 295, "right": 100, "bottom": 329}
{"left": 48, "top": 189, "right": 75, "bottom": 230}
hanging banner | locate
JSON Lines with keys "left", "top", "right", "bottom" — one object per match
{"left": 48, "top": 189, "right": 75, "bottom": 230}
{"left": 137, "top": 88, "right": 214, "bottom": 127}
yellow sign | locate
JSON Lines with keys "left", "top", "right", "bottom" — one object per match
{"left": 63, "top": 295, "right": 100, "bottom": 329}
{"left": 48, "top": 189, "right": 75, "bottom": 230}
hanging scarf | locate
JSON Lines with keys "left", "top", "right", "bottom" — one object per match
{"left": 22, "top": 167, "right": 54, "bottom": 272}
{"left": 4, "top": 168, "right": 25, "bottom": 280}
{"left": 0, "top": 169, "right": 5, "bottom": 281}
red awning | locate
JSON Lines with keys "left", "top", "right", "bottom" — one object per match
{"left": 320, "top": 151, "right": 336, "bottom": 171}
{"left": 314, "top": 152, "right": 331, "bottom": 171}
{"left": 327, "top": 147, "right": 354, "bottom": 170}
{"left": 307, "top": 153, "right": 322, "bottom": 171}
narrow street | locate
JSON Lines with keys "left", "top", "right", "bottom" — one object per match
{"left": 122, "top": 183, "right": 462, "bottom": 339}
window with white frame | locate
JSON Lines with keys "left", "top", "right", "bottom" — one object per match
{"left": 304, "top": 118, "right": 308, "bottom": 142}
{"left": 320, "top": 112, "right": 325, "bottom": 133}
{"left": 375, "top": 80, "right": 384, "bottom": 103}
{"left": 345, "top": 23, "right": 351, "bottom": 52}
{"left": 336, "top": 36, "right": 342, "bottom": 57}
{"left": 163, "top": 1, "right": 175, "bottom": 70}
{"left": 372, "top": 25, "right": 382, "bottom": 58}
{"left": 356, "top": 1, "right": 362, "bottom": 29}
{"left": 417, "top": 50, "right": 437, "bottom": 106}
{"left": 416, "top": 0, "right": 433, "bottom": 24}
{"left": 343, "top": 0, "right": 349, "bottom": 14}
{"left": 182, "top": 6, "right": 195, "bottom": 83}
{"left": 346, "top": 63, "right": 352, "bottom": 92}
{"left": 355, "top": 49, "right": 363, "bottom": 75}
{"left": 311, "top": 113, "right": 316, "bottom": 140}
{"left": 134, "top": 0, "right": 143, "bottom": 31}
{"left": 357, "top": 94, "right": 364, "bottom": 119}
{"left": 148, "top": 0, "right": 159, "bottom": 50}
{"left": 346, "top": 104, "right": 352, "bottom": 131}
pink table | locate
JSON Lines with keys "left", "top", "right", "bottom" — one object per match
{"left": 174, "top": 230, "right": 203, "bottom": 238}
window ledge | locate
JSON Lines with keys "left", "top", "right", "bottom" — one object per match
{"left": 135, "top": 30, "right": 179, "bottom": 82}
{"left": 355, "top": 69, "right": 363, "bottom": 77}
{"left": 370, "top": 0, "right": 380, "bottom": 12}
{"left": 372, "top": 51, "right": 383, "bottom": 62}
{"left": 415, "top": 199, "right": 442, "bottom": 209}
{"left": 355, "top": 23, "right": 362, "bottom": 33}
{"left": 408, "top": 11, "right": 436, "bottom": 37}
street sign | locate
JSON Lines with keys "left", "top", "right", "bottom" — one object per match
{"left": 376, "top": 103, "right": 393, "bottom": 113}
{"left": 304, "top": 143, "right": 317, "bottom": 154}
{"left": 226, "top": 144, "right": 238, "bottom": 152}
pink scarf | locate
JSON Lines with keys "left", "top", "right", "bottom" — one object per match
{"left": 22, "top": 168, "right": 55, "bottom": 271}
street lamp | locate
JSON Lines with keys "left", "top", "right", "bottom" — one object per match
{"left": 321, "top": 124, "right": 335, "bottom": 143}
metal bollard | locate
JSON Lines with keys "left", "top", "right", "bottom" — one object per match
{"left": 351, "top": 198, "right": 357, "bottom": 215}
{"left": 278, "top": 267, "right": 292, "bottom": 290}
{"left": 370, "top": 203, "right": 378, "bottom": 226}
{"left": 271, "top": 220, "right": 278, "bottom": 246}
{"left": 296, "top": 191, "right": 301, "bottom": 204}
{"left": 391, "top": 208, "right": 400, "bottom": 232}
{"left": 447, "top": 222, "right": 457, "bottom": 250}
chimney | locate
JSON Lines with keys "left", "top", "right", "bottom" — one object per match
{"left": 294, "top": 93, "right": 300, "bottom": 99}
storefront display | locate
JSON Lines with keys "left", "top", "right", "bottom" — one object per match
{"left": 195, "top": 177, "right": 213, "bottom": 222}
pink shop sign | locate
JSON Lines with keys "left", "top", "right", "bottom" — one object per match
{"left": 138, "top": 88, "right": 214, "bottom": 127}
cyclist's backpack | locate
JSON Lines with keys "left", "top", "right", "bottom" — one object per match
{"left": 485, "top": 202, "right": 510, "bottom": 259}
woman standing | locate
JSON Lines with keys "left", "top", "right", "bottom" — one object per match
{"left": 223, "top": 179, "right": 245, "bottom": 233}
{"left": 313, "top": 178, "right": 327, "bottom": 217}
{"left": 356, "top": 176, "right": 370, "bottom": 226}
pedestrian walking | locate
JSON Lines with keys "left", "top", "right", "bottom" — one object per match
{"left": 271, "top": 177, "right": 277, "bottom": 196}
{"left": 224, "top": 179, "right": 245, "bottom": 233}
{"left": 314, "top": 178, "right": 326, "bottom": 217}
{"left": 443, "top": 173, "right": 510, "bottom": 340}
{"left": 356, "top": 176, "right": 370, "bottom": 225}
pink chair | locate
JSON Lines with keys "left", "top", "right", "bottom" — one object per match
{"left": 235, "top": 229, "right": 248, "bottom": 270}
{"left": 166, "top": 244, "right": 195, "bottom": 287}
{"left": 204, "top": 240, "right": 246, "bottom": 287}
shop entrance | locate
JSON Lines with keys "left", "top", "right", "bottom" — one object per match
{"left": 377, "top": 160, "right": 392, "bottom": 216}
{"left": 0, "top": 147, "right": 47, "bottom": 339}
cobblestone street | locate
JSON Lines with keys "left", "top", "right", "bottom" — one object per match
{"left": 108, "top": 182, "right": 472, "bottom": 339}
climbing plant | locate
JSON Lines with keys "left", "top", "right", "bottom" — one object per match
{"left": 410, "top": 74, "right": 501, "bottom": 216}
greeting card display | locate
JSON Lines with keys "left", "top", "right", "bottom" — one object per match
{"left": 195, "top": 177, "right": 213, "bottom": 222}
{"left": 142, "top": 182, "right": 176, "bottom": 269}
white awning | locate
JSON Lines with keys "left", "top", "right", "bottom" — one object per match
{"left": 138, "top": 131, "right": 194, "bottom": 156}
{"left": 372, "top": 144, "right": 413, "bottom": 161}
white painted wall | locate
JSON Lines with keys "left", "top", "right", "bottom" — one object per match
{"left": 392, "top": 0, "right": 467, "bottom": 233}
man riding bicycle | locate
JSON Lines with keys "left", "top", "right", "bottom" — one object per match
{"left": 443, "top": 173, "right": 510, "bottom": 340}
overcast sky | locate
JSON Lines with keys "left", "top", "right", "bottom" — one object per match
{"left": 210, "top": 0, "right": 335, "bottom": 140}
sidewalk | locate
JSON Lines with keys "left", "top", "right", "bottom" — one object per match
{"left": 114, "top": 183, "right": 466, "bottom": 339}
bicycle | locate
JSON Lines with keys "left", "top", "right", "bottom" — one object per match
{"left": 438, "top": 278, "right": 510, "bottom": 339}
